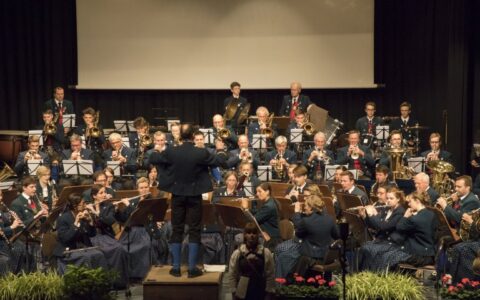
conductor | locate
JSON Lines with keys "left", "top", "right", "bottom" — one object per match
{"left": 149, "top": 124, "right": 227, "bottom": 278}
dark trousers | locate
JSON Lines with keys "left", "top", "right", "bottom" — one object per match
{"left": 170, "top": 195, "right": 202, "bottom": 243}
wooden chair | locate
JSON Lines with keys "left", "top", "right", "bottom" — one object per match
{"left": 321, "top": 196, "right": 336, "bottom": 219}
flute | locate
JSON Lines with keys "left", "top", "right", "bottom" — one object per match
{"left": 111, "top": 192, "right": 151, "bottom": 207}
{"left": 345, "top": 205, "right": 389, "bottom": 212}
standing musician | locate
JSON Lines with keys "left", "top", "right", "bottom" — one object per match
{"left": 370, "top": 165, "right": 397, "bottom": 197}
{"left": 279, "top": 81, "right": 312, "bottom": 120}
{"left": 129, "top": 117, "right": 153, "bottom": 169}
{"left": 212, "top": 171, "right": 246, "bottom": 204}
{"left": 237, "top": 161, "right": 261, "bottom": 196}
{"left": 285, "top": 165, "right": 310, "bottom": 202}
{"left": 43, "top": 86, "right": 75, "bottom": 133}
{"left": 14, "top": 135, "right": 50, "bottom": 177}
{"left": 85, "top": 185, "right": 129, "bottom": 286}
{"left": 355, "top": 101, "right": 383, "bottom": 147}
{"left": 39, "top": 109, "right": 65, "bottom": 157}
{"left": 336, "top": 130, "right": 375, "bottom": 179}
{"left": 226, "top": 135, "right": 261, "bottom": 170}
{"left": 223, "top": 81, "right": 249, "bottom": 132}
{"left": 53, "top": 193, "right": 109, "bottom": 275}
{"left": 148, "top": 124, "right": 228, "bottom": 278}
{"left": 73, "top": 107, "right": 105, "bottom": 171}
{"left": 373, "top": 191, "right": 437, "bottom": 270}
{"left": 247, "top": 106, "right": 277, "bottom": 144}
{"left": 82, "top": 171, "right": 115, "bottom": 203}
{"left": 437, "top": 175, "right": 480, "bottom": 229}
{"left": 357, "top": 187, "right": 406, "bottom": 271}
{"left": 421, "top": 132, "right": 453, "bottom": 163}
{"left": 303, "top": 131, "right": 334, "bottom": 182}
{"left": 0, "top": 189, "right": 27, "bottom": 275}
{"left": 212, "top": 114, "right": 238, "bottom": 150}
{"left": 389, "top": 102, "right": 417, "bottom": 145}
{"left": 414, "top": 172, "right": 440, "bottom": 205}
{"left": 241, "top": 183, "right": 282, "bottom": 251}
{"left": 265, "top": 136, "right": 297, "bottom": 180}
{"left": 35, "top": 166, "right": 58, "bottom": 210}
{"left": 378, "top": 130, "right": 409, "bottom": 168}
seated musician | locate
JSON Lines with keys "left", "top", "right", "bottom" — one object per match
{"left": 62, "top": 134, "right": 94, "bottom": 163}
{"left": 72, "top": 107, "right": 105, "bottom": 170}
{"left": 336, "top": 130, "right": 375, "bottom": 179}
{"left": 212, "top": 171, "right": 246, "bottom": 204}
{"left": 378, "top": 130, "right": 409, "bottom": 168}
{"left": 285, "top": 165, "right": 310, "bottom": 202}
{"left": 370, "top": 165, "right": 397, "bottom": 197}
{"left": 373, "top": 191, "right": 437, "bottom": 270}
{"left": 39, "top": 109, "right": 65, "bottom": 159}
{"left": 303, "top": 131, "right": 335, "bottom": 182}
{"left": 226, "top": 135, "right": 261, "bottom": 170}
{"left": 358, "top": 187, "right": 406, "bottom": 271}
{"left": 286, "top": 109, "right": 311, "bottom": 142}
{"left": 238, "top": 161, "right": 261, "bottom": 197}
{"left": 14, "top": 135, "right": 50, "bottom": 177}
{"left": 104, "top": 167, "right": 121, "bottom": 191}
{"left": 265, "top": 136, "right": 297, "bottom": 181}
{"left": 414, "top": 172, "right": 440, "bottom": 205}
{"left": 167, "top": 122, "right": 182, "bottom": 147}
{"left": 355, "top": 101, "right": 383, "bottom": 146}
{"left": 82, "top": 171, "right": 115, "bottom": 203}
{"left": 286, "top": 163, "right": 298, "bottom": 185}
{"left": 0, "top": 189, "right": 27, "bottom": 275}
{"left": 437, "top": 175, "right": 480, "bottom": 229}
{"left": 278, "top": 81, "right": 312, "bottom": 120}
{"left": 226, "top": 222, "right": 275, "bottom": 300}
{"left": 333, "top": 165, "right": 347, "bottom": 185}
{"left": 35, "top": 166, "right": 58, "bottom": 210}
{"left": 115, "top": 177, "right": 168, "bottom": 276}
{"left": 338, "top": 170, "right": 369, "bottom": 206}
{"left": 103, "top": 132, "right": 137, "bottom": 189}
{"left": 147, "top": 165, "right": 159, "bottom": 188}
{"left": 54, "top": 193, "right": 108, "bottom": 275}
{"left": 421, "top": 132, "right": 453, "bottom": 163}
{"left": 11, "top": 176, "right": 49, "bottom": 227}
{"left": 223, "top": 81, "right": 249, "bottom": 132}
{"left": 129, "top": 117, "right": 153, "bottom": 170}
{"left": 241, "top": 183, "right": 282, "bottom": 251}
{"left": 211, "top": 114, "right": 238, "bottom": 150}
{"left": 247, "top": 106, "right": 277, "bottom": 144}
{"left": 86, "top": 185, "right": 128, "bottom": 286}
{"left": 389, "top": 102, "right": 417, "bottom": 145}
{"left": 144, "top": 131, "right": 167, "bottom": 167}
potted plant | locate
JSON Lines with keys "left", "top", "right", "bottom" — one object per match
{"left": 275, "top": 273, "right": 339, "bottom": 300}
{"left": 63, "top": 265, "right": 118, "bottom": 300}
{"left": 0, "top": 271, "right": 64, "bottom": 300}
{"left": 440, "top": 275, "right": 480, "bottom": 299}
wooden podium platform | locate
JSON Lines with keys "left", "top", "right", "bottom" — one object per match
{"left": 143, "top": 266, "right": 223, "bottom": 300}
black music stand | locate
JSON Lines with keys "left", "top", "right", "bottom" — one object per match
{"left": 62, "top": 114, "right": 76, "bottom": 130}
{"left": 62, "top": 160, "right": 94, "bottom": 177}
{"left": 27, "top": 159, "right": 44, "bottom": 175}
{"left": 199, "top": 128, "right": 215, "bottom": 145}
{"left": 57, "top": 185, "right": 92, "bottom": 206}
{"left": 342, "top": 211, "right": 372, "bottom": 247}
{"left": 113, "top": 120, "right": 135, "bottom": 134}
{"left": 289, "top": 129, "right": 303, "bottom": 144}
{"left": 251, "top": 134, "right": 268, "bottom": 151}
{"left": 257, "top": 165, "right": 272, "bottom": 182}
{"left": 337, "top": 193, "right": 363, "bottom": 211}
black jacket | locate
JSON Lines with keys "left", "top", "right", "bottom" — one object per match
{"left": 54, "top": 210, "right": 96, "bottom": 257}
{"left": 366, "top": 205, "right": 406, "bottom": 243}
{"left": 444, "top": 192, "right": 480, "bottom": 227}
{"left": 355, "top": 116, "right": 383, "bottom": 136}
{"left": 396, "top": 208, "right": 437, "bottom": 257}
{"left": 279, "top": 94, "right": 312, "bottom": 117}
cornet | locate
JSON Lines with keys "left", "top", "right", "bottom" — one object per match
{"left": 426, "top": 150, "right": 440, "bottom": 162}
{"left": 274, "top": 152, "right": 285, "bottom": 178}
{"left": 25, "top": 150, "right": 40, "bottom": 161}
{"left": 349, "top": 145, "right": 360, "bottom": 160}
{"left": 316, "top": 149, "right": 331, "bottom": 165}
{"left": 239, "top": 148, "right": 252, "bottom": 163}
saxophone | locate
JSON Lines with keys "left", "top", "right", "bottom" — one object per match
{"left": 459, "top": 208, "right": 480, "bottom": 241}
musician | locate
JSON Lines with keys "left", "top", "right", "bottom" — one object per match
{"left": 115, "top": 177, "right": 168, "bottom": 276}
{"left": 104, "top": 167, "right": 122, "bottom": 191}
{"left": 333, "top": 165, "right": 347, "bottom": 184}
{"left": 389, "top": 102, "right": 417, "bottom": 144}
{"left": 358, "top": 187, "right": 406, "bottom": 271}
{"left": 60, "top": 134, "right": 95, "bottom": 186}
{"left": 144, "top": 131, "right": 167, "bottom": 167}
{"left": 303, "top": 131, "right": 335, "bottom": 182}
{"left": 421, "top": 132, "right": 453, "bottom": 163}
{"left": 43, "top": 87, "right": 74, "bottom": 132}
{"left": 241, "top": 183, "right": 282, "bottom": 251}
{"left": 73, "top": 107, "right": 105, "bottom": 170}
{"left": 148, "top": 123, "right": 228, "bottom": 278}
{"left": 339, "top": 171, "right": 369, "bottom": 206}
{"left": 413, "top": 172, "right": 439, "bottom": 205}
{"left": 223, "top": 82, "right": 248, "bottom": 131}
{"left": 286, "top": 163, "right": 298, "bottom": 185}
{"left": 147, "top": 165, "right": 159, "bottom": 188}
{"left": 286, "top": 109, "right": 310, "bottom": 141}
{"left": 285, "top": 165, "right": 310, "bottom": 202}
{"left": 238, "top": 161, "right": 261, "bottom": 196}
{"left": 247, "top": 106, "right": 277, "bottom": 144}
{"left": 279, "top": 81, "right": 312, "bottom": 120}
{"left": 437, "top": 175, "right": 480, "bottom": 228}
{"left": 35, "top": 166, "right": 57, "bottom": 210}
{"left": 39, "top": 109, "right": 66, "bottom": 156}
{"left": 128, "top": 117, "right": 149, "bottom": 150}
{"left": 0, "top": 189, "right": 27, "bottom": 275}
{"left": 378, "top": 130, "right": 409, "bottom": 168}
{"left": 226, "top": 222, "right": 275, "bottom": 300}
{"left": 370, "top": 165, "right": 397, "bottom": 197}
{"left": 336, "top": 130, "right": 375, "bottom": 179}
{"left": 355, "top": 101, "right": 383, "bottom": 143}
{"left": 167, "top": 122, "right": 182, "bottom": 147}
{"left": 211, "top": 114, "right": 238, "bottom": 150}
{"left": 87, "top": 185, "right": 128, "bottom": 285}
{"left": 226, "top": 135, "right": 261, "bottom": 170}
{"left": 103, "top": 132, "right": 137, "bottom": 181}
{"left": 212, "top": 171, "right": 246, "bottom": 204}
{"left": 11, "top": 176, "right": 49, "bottom": 226}
{"left": 373, "top": 191, "right": 437, "bottom": 270}
{"left": 54, "top": 193, "right": 108, "bottom": 275}
{"left": 14, "top": 135, "right": 50, "bottom": 177}
{"left": 82, "top": 171, "right": 115, "bottom": 203}
{"left": 265, "top": 136, "right": 297, "bottom": 180}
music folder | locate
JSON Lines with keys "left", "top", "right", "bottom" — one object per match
{"left": 62, "top": 114, "right": 76, "bottom": 129}
{"left": 62, "top": 159, "right": 94, "bottom": 176}
{"left": 289, "top": 128, "right": 303, "bottom": 143}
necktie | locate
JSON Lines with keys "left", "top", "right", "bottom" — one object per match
{"left": 29, "top": 197, "right": 37, "bottom": 210}
{"left": 58, "top": 103, "right": 64, "bottom": 125}
{"left": 367, "top": 119, "right": 373, "bottom": 134}
{"left": 289, "top": 98, "right": 298, "bottom": 120}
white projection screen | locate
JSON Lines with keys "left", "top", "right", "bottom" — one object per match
{"left": 76, "top": 0, "right": 374, "bottom": 89}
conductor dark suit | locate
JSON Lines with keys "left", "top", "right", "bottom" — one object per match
{"left": 278, "top": 94, "right": 312, "bottom": 117}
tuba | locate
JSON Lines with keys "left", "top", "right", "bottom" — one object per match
{"left": 260, "top": 113, "right": 274, "bottom": 139}
{"left": 427, "top": 160, "right": 455, "bottom": 195}
{"left": 88, "top": 111, "right": 101, "bottom": 138}
{"left": 0, "top": 162, "right": 15, "bottom": 182}
{"left": 459, "top": 208, "right": 480, "bottom": 241}
{"left": 43, "top": 113, "right": 59, "bottom": 136}
{"left": 386, "top": 146, "right": 412, "bottom": 180}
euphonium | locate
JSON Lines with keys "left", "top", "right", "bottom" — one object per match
{"left": 43, "top": 113, "right": 59, "bottom": 136}
{"left": 88, "top": 111, "right": 101, "bottom": 138}
{"left": 217, "top": 128, "right": 231, "bottom": 140}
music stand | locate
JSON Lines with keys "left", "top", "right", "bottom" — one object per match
{"left": 10, "top": 213, "right": 45, "bottom": 271}
{"left": 0, "top": 181, "right": 15, "bottom": 191}
{"left": 273, "top": 117, "right": 292, "bottom": 131}
{"left": 251, "top": 134, "right": 268, "bottom": 150}
{"left": 290, "top": 129, "right": 303, "bottom": 143}
{"left": 202, "top": 203, "right": 226, "bottom": 234}
{"left": 27, "top": 159, "right": 43, "bottom": 175}
{"left": 107, "top": 161, "right": 122, "bottom": 176}
{"left": 114, "top": 120, "right": 136, "bottom": 133}
{"left": 28, "top": 130, "right": 44, "bottom": 146}
{"left": 257, "top": 165, "right": 272, "bottom": 182}
{"left": 337, "top": 193, "right": 363, "bottom": 211}
{"left": 57, "top": 185, "right": 92, "bottom": 207}
{"left": 62, "top": 160, "right": 94, "bottom": 176}
{"left": 167, "top": 120, "right": 181, "bottom": 131}
{"left": 376, "top": 125, "right": 390, "bottom": 142}
{"left": 62, "top": 114, "right": 76, "bottom": 129}
{"left": 325, "top": 165, "right": 346, "bottom": 181}
{"left": 408, "top": 157, "right": 426, "bottom": 173}
{"left": 121, "top": 137, "right": 130, "bottom": 148}
{"left": 318, "top": 185, "right": 333, "bottom": 198}
{"left": 243, "top": 182, "right": 254, "bottom": 197}
{"left": 199, "top": 128, "right": 215, "bottom": 145}
{"left": 343, "top": 211, "right": 372, "bottom": 246}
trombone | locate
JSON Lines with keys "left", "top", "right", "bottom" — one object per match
{"left": 260, "top": 113, "right": 274, "bottom": 139}
{"left": 301, "top": 114, "right": 316, "bottom": 136}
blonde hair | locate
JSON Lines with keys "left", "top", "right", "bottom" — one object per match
{"left": 305, "top": 185, "right": 323, "bottom": 197}
{"left": 305, "top": 195, "right": 324, "bottom": 212}
{"left": 136, "top": 177, "right": 149, "bottom": 188}
{"left": 36, "top": 165, "right": 50, "bottom": 177}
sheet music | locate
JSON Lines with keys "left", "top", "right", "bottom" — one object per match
{"left": 167, "top": 119, "right": 180, "bottom": 131}
{"left": 290, "top": 129, "right": 303, "bottom": 143}
{"left": 325, "top": 164, "right": 347, "bottom": 181}
{"left": 107, "top": 161, "right": 122, "bottom": 176}
{"left": 199, "top": 128, "right": 215, "bottom": 144}
{"left": 27, "top": 159, "right": 43, "bottom": 175}
{"left": 62, "top": 160, "right": 94, "bottom": 176}
{"left": 257, "top": 165, "right": 272, "bottom": 182}
{"left": 376, "top": 125, "right": 389, "bottom": 140}
{"left": 408, "top": 157, "right": 426, "bottom": 173}
{"left": 121, "top": 137, "right": 130, "bottom": 148}
{"left": 62, "top": 114, "right": 76, "bottom": 128}
{"left": 0, "top": 181, "right": 15, "bottom": 190}
{"left": 252, "top": 134, "right": 267, "bottom": 149}
{"left": 28, "top": 130, "right": 44, "bottom": 146}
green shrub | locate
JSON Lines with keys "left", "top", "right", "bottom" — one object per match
{"left": 63, "top": 265, "right": 118, "bottom": 300}
{"left": 0, "top": 271, "right": 64, "bottom": 300}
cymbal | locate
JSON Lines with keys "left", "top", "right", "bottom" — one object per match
{"left": 406, "top": 125, "right": 429, "bottom": 130}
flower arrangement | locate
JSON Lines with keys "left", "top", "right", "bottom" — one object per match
{"left": 440, "top": 274, "right": 480, "bottom": 299}
{"left": 275, "top": 273, "right": 339, "bottom": 299}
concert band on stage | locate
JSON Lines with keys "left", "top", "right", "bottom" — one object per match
{"left": 1, "top": 83, "right": 480, "bottom": 298}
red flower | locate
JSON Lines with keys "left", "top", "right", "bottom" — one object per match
{"left": 472, "top": 281, "right": 480, "bottom": 287}
{"left": 315, "top": 275, "right": 323, "bottom": 280}
{"left": 456, "top": 283, "right": 464, "bottom": 289}
{"left": 442, "top": 274, "right": 452, "bottom": 284}
{"left": 307, "top": 278, "right": 316, "bottom": 283}
{"left": 318, "top": 279, "right": 327, "bottom": 285}
{"left": 275, "top": 278, "right": 286, "bottom": 284}
{"left": 328, "top": 281, "right": 337, "bottom": 287}
{"left": 448, "top": 286, "right": 457, "bottom": 293}
{"left": 461, "top": 278, "right": 470, "bottom": 285}
{"left": 295, "top": 276, "right": 305, "bottom": 283}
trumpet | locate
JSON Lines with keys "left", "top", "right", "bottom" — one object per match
{"left": 239, "top": 148, "right": 252, "bottom": 163}
{"left": 349, "top": 145, "right": 360, "bottom": 160}
{"left": 426, "top": 149, "right": 440, "bottom": 162}
{"left": 274, "top": 152, "right": 285, "bottom": 178}
{"left": 43, "top": 113, "right": 59, "bottom": 136}
{"left": 25, "top": 150, "right": 40, "bottom": 161}
{"left": 316, "top": 149, "right": 332, "bottom": 164}
{"left": 435, "top": 192, "right": 458, "bottom": 209}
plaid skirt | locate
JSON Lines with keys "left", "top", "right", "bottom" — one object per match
{"left": 447, "top": 240, "right": 480, "bottom": 283}
{"left": 274, "top": 239, "right": 301, "bottom": 278}
{"left": 358, "top": 240, "right": 399, "bottom": 271}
